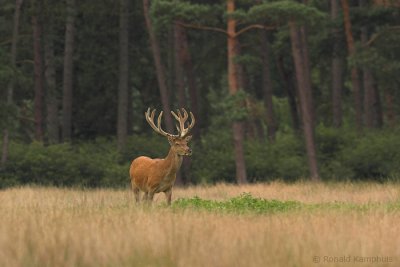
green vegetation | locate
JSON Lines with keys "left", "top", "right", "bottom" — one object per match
{"left": 2, "top": 126, "right": 400, "bottom": 188}
{"left": 172, "top": 193, "right": 302, "bottom": 214}
{"left": 171, "top": 193, "right": 400, "bottom": 214}
{"left": 1, "top": 0, "right": 400, "bottom": 187}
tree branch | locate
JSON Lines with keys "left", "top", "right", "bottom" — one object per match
{"left": 235, "top": 24, "right": 275, "bottom": 37}
{"left": 365, "top": 26, "right": 400, "bottom": 47}
{"left": 177, "top": 22, "right": 228, "bottom": 35}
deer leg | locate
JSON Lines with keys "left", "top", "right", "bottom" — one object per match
{"left": 164, "top": 189, "right": 172, "bottom": 205}
{"left": 131, "top": 182, "right": 140, "bottom": 203}
{"left": 148, "top": 192, "right": 155, "bottom": 203}
{"left": 133, "top": 188, "right": 140, "bottom": 203}
{"left": 142, "top": 192, "right": 149, "bottom": 202}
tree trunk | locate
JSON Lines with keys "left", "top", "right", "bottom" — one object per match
{"left": 227, "top": 0, "right": 248, "bottom": 184}
{"left": 167, "top": 26, "right": 175, "bottom": 102}
{"left": 1, "top": 0, "right": 23, "bottom": 167}
{"left": 32, "top": 1, "right": 44, "bottom": 142}
{"left": 173, "top": 21, "right": 186, "bottom": 186}
{"left": 359, "top": 0, "right": 383, "bottom": 129}
{"left": 143, "top": 0, "right": 174, "bottom": 133}
{"left": 62, "top": 0, "right": 76, "bottom": 142}
{"left": 259, "top": 30, "right": 276, "bottom": 142}
{"left": 385, "top": 90, "right": 395, "bottom": 127}
{"left": 299, "top": 25, "right": 315, "bottom": 125}
{"left": 117, "top": 0, "right": 129, "bottom": 151}
{"left": 174, "top": 21, "right": 186, "bottom": 109}
{"left": 179, "top": 24, "right": 200, "bottom": 138}
{"left": 331, "top": 0, "right": 344, "bottom": 128}
{"left": 44, "top": 20, "right": 59, "bottom": 144}
{"left": 276, "top": 55, "right": 300, "bottom": 132}
{"left": 362, "top": 69, "right": 375, "bottom": 128}
{"left": 373, "top": 84, "right": 383, "bottom": 127}
{"left": 341, "top": 0, "right": 363, "bottom": 132}
{"left": 289, "top": 20, "right": 320, "bottom": 181}
{"left": 360, "top": 0, "right": 373, "bottom": 128}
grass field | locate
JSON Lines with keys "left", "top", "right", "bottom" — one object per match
{"left": 1, "top": 182, "right": 399, "bottom": 267}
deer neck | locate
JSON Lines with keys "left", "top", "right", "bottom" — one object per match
{"left": 163, "top": 147, "right": 183, "bottom": 176}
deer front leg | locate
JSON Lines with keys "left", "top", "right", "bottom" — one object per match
{"left": 164, "top": 188, "right": 172, "bottom": 205}
{"left": 131, "top": 182, "right": 140, "bottom": 203}
{"left": 148, "top": 191, "right": 155, "bottom": 202}
{"left": 142, "top": 191, "right": 155, "bottom": 204}
{"left": 133, "top": 187, "right": 140, "bottom": 203}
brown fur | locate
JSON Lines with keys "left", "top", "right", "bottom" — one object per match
{"left": 130, "top": 136, "right": 192, "bottom": 205}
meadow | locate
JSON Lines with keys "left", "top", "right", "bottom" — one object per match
{"left": 0, "top": 182, "right": 399, "bottom": 267}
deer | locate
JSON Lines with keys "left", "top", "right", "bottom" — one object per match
{"left": 129, "top": 108, "right": 195, "bottom": 205}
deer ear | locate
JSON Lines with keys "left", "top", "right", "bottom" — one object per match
{"left": 184, "top": 135, "right": 192, "bottom": 142}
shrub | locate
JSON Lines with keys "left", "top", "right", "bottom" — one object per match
{"left": 340, "top": 131, "right": 400, "bottom": 180}
{"left": 2, "top": 128, "right": 400, "bottom": 188}
{"left": 245, "top": 134, "right": 307, "bottom": 182}
{"left": 191, "top": 130, "right": 235, "bottom": 183}
{"left": 0, "top": 140, "right": 127, "bottom": 188}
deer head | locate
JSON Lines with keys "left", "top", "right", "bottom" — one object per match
{"left": 145, "top": 108, "right": 195, "bottom": 156}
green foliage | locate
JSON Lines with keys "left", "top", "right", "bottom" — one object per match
{"left": 245, "top": 134, "right": 307, "bottom": 181}
{"left": 247, "top": 1, "right": 326, "bottom": 25}
{"left": 1, "top": 0, "right": 400, "bottom": 187}
{"left": 3, "top": 127, "right": 400, "bottom": 188}
{"left": 0, "top": 135, "right": 170, "bottom": 189}
{"left": 0, "top": 103, "right": 18, "bottom": 130}
{"left": 151, "top": 0, "right": 220, "bottom": 30}
{"left": 341, "top": 131, "right": 400, "bottom": 180}
{"left": 171, "top": 193, "right": 400, "bottom": 214}
{"left": 191, "top": 132, "right": 235, "bottom": 183}
{"left": 120, "top": 134, "right": 170, "bottom": 163}
{"left": 172, "top": 193, "right": 302, "bottom": 214}
{"left": 315, "top": 125, "right": 356, "bottom": 180}
{"left": 0, "top": 141, "right": 127, "bottom": 188}
{"left": 315, "top": 126, "right": 400, "bottom": 181}
{"left": 206, "top": 88, "right": 249, "bottom": 125}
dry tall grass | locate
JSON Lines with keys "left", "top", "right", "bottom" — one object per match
{"left": 0, "top": 182, "right": 399, "bottom": 267}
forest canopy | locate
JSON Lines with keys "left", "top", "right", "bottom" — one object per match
{"left": 1, "top": 0, "right": 400, "bottom": 188}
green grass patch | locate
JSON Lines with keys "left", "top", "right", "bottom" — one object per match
{"left": 172, "top": 193, "right": 302, "bottom": 214}
{"left": 171, "top": 193, "right": 400, "bottom": 214}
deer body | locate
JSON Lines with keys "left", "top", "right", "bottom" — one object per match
{"left": 130, "top": 149, "right": 182, "bottom": 202}
{"left": 130, "top": 108, "right": 194, "bottom": 205}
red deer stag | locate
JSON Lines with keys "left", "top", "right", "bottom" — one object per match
{"left": 130, "top": 108, "right": 195, "bottom": 205}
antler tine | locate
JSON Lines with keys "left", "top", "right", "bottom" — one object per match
{"left": 181, "top": 111, "right": 195, "bottom": 137}
{"left": 145, "top": 108, "right": 158, "bottom": 132}
{"left": 181, "top": 108, "right": 189, "bottom": 121}
{"left": 176, "top": 109, "right": 195, "bottom": 138}
{"left": 171, "top": 110, "right": 179, "bottom": 121}
{"left": 145, "top": 108, "right": 176, "bottom": 137}
{"left": 157, "top": 111, "right": 171, "bottom": 137}
{"left": 154, "top": 108, "right": 195, "bottom": 137}
{"left": 171, "top": 109, "right": 186, "bottom": 136}
{"left": 177, "top": 109, "right": 186, "bottom": 135}
{"left": 170, "top": 110, "right": 182, "bottom": 135}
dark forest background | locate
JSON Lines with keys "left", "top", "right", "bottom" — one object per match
{"left": 1, "top": 0, "right": 400, "bottom": 188}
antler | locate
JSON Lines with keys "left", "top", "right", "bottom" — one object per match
{"left": 145, "top": 108, "right": 178, "bottom": 138}
{"left": 145, "top": 108, "right": 195, "bottom": 138}
{"left": 171, "top": 108, "right": 195, "bottom": 137}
